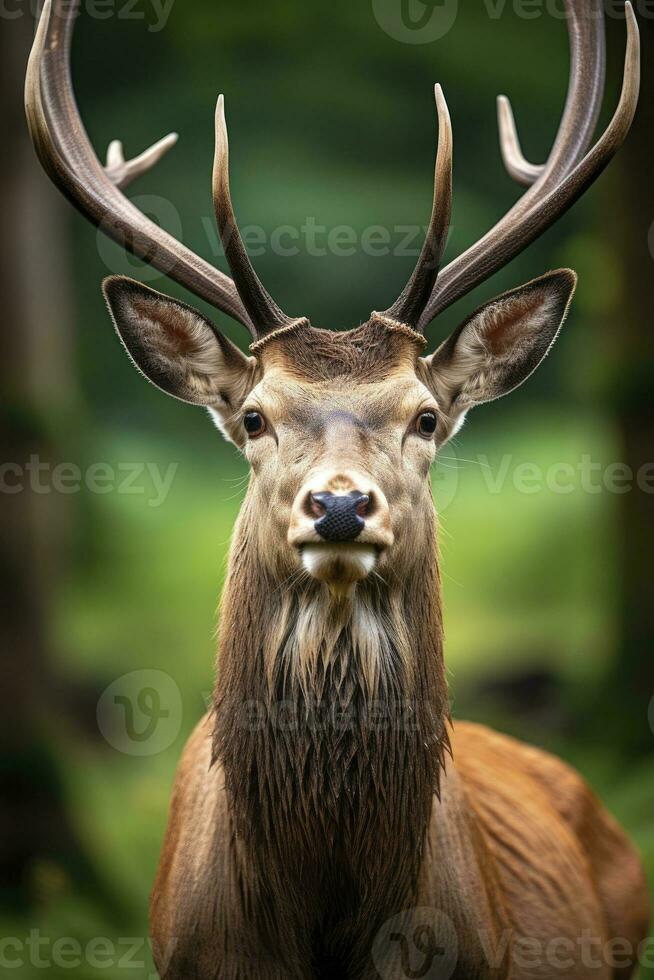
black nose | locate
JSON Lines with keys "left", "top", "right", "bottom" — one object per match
{"left": 311, "top": 491, "right": 369, "bottom": 543}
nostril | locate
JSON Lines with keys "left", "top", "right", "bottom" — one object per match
{"left": 308, "top": 492, "right": 328, "bottom": 519}
{"left": 355, "top": 494, "right": 370, "bottom": 519}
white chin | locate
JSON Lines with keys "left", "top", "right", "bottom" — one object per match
{"left": 301, "top": 544, "right": 377, "bottom": 595}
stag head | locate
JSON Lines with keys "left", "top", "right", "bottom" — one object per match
{"left": 102, "top": 268, "right": 576, "bottom": 598}
{"left": 26, "top": 0, "right": 640, "bottom": 599}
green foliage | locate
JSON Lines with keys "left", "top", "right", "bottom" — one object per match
{"left": 19, "top": 0, "right": 650, "bottom": 970}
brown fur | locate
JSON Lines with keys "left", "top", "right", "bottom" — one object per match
{"left": 26, "top": 0, "right": 646, "bottom": 970}
{"left": 255, "top": 320, "right": 425, "bottom": 382}
{"left": 104, "top": 280, "right": 650, "bottom": 979}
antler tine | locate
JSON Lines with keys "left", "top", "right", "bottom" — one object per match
{"left": 382, "top": 85, "right": 452, "bottom": 330}
{"left": 418, "top": 1, "right": 639, "bottom": 330}
{"left": 497, "top": 0, "right": 606, "bottom": 189}
{"left": 105, "top": 133, "right": 179, "bottom": 190}
{"left": 497, "top": 96, "right": 544, "bottom": 187}
{"left": 25, "top": 0, "right": 252, "bottom": 332}
{"left": 213, "top": 96, "right": 295, "bottom": 337}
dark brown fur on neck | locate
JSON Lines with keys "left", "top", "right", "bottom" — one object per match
{"left": 211, "top": 508, "right": 449, "bottom": 973}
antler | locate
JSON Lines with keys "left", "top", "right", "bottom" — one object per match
{"left": 25, "top": 0, "right": 255, "bottom": 333}
{"left": 104, "top": 134, "right": 179, "bottom": 191}
{"left": 497, "top": 1, "right": 606, "bottom": 188}
{"left": 384, "top": 1, "right": 640, "bottom": 334}
{"left": 381, "top": 85, "right": 452, "bottom": 330}
{"left": 26, "top": 0, "right": 640, "bottom": 344}
{"left": 421, "top": 1, "right": 640, "bottom": 330}
{"left": 213, "top": 97, "right": 295, "bottom": 336}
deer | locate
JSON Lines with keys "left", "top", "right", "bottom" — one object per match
{"left": 25, "top": 0, "right": 650, "bottom": 977}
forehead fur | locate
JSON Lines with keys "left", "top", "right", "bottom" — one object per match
{"left": 256, "top": 320, "right": 425, "bottom": 382}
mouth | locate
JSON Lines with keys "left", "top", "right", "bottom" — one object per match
{"left": 300, "top": 543, "right": 379, "bottom": 597}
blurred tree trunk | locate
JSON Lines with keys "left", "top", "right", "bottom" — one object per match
{"left": 601, "top": 12, "right": 654, "bottom": 754}
{"left": 0, "top": 9, "right": 79, "bottom": 910}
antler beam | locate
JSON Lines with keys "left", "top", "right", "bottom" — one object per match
{"left": 497, "top": 0, "right": 606, "bottom": 189}
{"left": 380, "top": 0, "right": 638, "bottom": 335}
{"left": 419, "top": 1, "right": 639, "bottom": 329}
{"left": 25, "top": 0, "right": 254, "bottom": 332}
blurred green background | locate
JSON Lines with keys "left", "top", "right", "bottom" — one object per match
{"left": 2, "top": 0, "right": 653, "bottom": 976}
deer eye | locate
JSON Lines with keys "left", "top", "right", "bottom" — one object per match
{"left": 416, "top": 411, "right": 438, "bottom": 438}
{"left": 243, "top": 411, "right": 266, "bottom": 438}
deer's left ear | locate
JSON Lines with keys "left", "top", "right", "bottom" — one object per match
{"left": 419, "top": 269, "right": 577, "bottom": 442}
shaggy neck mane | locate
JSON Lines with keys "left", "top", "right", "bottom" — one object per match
{"left": 212, "top": 510, "right": 450, "bottom": 945}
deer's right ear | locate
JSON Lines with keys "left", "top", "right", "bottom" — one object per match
{"left": 103, "top": 277, "right": 260, "bottom": 442}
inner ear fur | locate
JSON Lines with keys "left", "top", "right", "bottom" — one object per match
{"left": 103, "top": 276, "right": 258, "bottom": 409}
{"left": 420, "top": 269, "right": 577, "bottom": 434}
